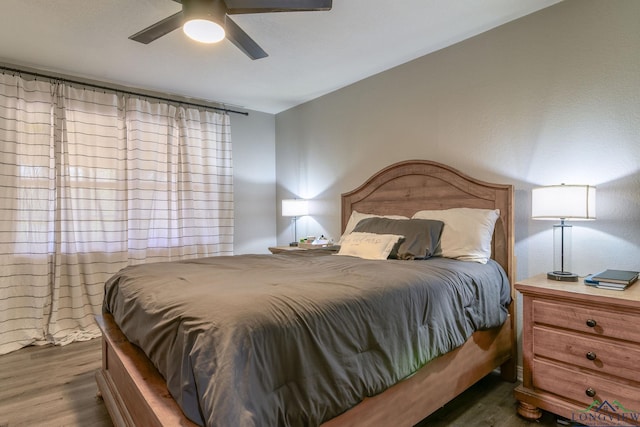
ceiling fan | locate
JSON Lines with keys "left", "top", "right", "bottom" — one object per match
{"left": 129, "top": 0, "right": 333, "bottom": 60}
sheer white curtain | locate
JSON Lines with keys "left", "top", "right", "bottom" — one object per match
{"left": 0, "top": 73, "right": 233, "bottom": 354}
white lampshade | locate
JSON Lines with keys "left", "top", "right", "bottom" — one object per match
{"left": 532, "top": 185, "right": 596, "bottom": 220}
{"left": 282, "top": 199, "right": 309, "bottom": 217}
{"left": 183, "top": 19, "right": 225, "bottom": 43}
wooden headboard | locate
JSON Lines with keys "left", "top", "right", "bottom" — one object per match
{"left": 341, "top": 160, "right": 514, "bottom": 284}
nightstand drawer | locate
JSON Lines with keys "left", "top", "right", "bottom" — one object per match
{"left": 533, "top": 359, "right": 640, "bottom": 412}
{"left": 534, "top": 326, "right": 640, "bottom": 383}
{"left": 533, "top": 299, "right": 640, "bottom": 343}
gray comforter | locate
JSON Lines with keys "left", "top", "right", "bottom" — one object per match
{"left": 103, "top": 251, "right": 510, "bottom": 427}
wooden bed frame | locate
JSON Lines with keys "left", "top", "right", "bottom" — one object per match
{"left": 95, "top": 159, "right": 516, "bottom": 427}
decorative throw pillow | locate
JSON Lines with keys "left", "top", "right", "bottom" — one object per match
{"left": 335, "top": 232, "right": 404, "bottom": 260}
{"left": 339, "top": 210, "right": 409, "bottom": 245}
{"left": 352, "top": 217, "right": 444, "bottom": 260}
{"left": 412, "top": 208, "right": 500, "bottom": 264}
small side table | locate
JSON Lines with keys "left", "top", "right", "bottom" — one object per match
{"left": 268, "top": 245, "right": 340, "bottom": 254}
{"left": 514, "top": 274, "right": 640, "bottom": 422}
{"left": 268, "top": 246, "right": 307, "bottom": 254}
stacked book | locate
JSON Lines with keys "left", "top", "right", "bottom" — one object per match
{"left": 584, "top": 269, "right": 639, "bottom": 291}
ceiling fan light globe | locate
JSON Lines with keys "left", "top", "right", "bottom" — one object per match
{"left": 183, "top": 19, "right": 225, "bottom": 43}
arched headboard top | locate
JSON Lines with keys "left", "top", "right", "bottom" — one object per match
{"left": 341, "top": 160, "right": 514, "bottom": 283}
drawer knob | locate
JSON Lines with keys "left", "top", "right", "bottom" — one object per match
{"left": 586, "top": 388, "right": 597, "bottom": 398}
{"left": 586, "top": 352, "right": 597, "bottom": 360}
{"left": 586, "top": 319, "right": 597, "bottom": 327}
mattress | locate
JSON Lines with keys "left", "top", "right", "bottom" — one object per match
{"left": 103, "top": 251, "right": 510, "bottom": 426}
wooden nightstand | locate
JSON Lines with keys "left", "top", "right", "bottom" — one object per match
{"left": 268, "top": 246, "right": 307, "bottom": 254}
{"left": 268, "top": 245, "right": 340, "bottom": 254}
{"left": 514, "top": 274, "right": 640, "bottom": 424}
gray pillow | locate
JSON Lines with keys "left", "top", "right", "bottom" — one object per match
{"left": 352, "top": 217, "right": 444, "bottom": 260}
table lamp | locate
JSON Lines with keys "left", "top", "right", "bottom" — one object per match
{"left": 532, "top": 184, "right": 596, "bottom": 281}
{"left": 282, "top": 199, "right": 309, "bottom": 246}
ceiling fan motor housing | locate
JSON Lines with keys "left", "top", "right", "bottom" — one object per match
{"left": 183, "top": 0, "right": 227, "bottom": 25}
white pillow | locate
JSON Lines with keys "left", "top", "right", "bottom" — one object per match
{"left": 339, "top": 210, "right": 409, "bottom": 245}
{"left": 335, "top": 232, "right": 404, "bottom": 260}
{"left": 411, "top": 208, "right": 500, "bottom": 264}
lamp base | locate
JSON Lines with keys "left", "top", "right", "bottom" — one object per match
{"left": 547, "top": 271, "right": 579, "bottom": 282}
{"left": 289, "top": 241, "right": 298, "bottom": 247}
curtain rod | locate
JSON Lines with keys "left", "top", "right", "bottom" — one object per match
{"left": 0, "top": 65, "right": 249, "bottom": 116}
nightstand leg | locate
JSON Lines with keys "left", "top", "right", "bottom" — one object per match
{"left": 516, "top": 401, "right": 542, "bottom": 420}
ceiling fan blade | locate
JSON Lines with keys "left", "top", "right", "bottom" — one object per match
{"left": 224, "top": 16, "right": 268, "bottom": 60}
{"left": 225, "top": 0, "right": 331, "bottom": 14}
{"left": 129, "top": 11, "right": 185, "bottom": 44}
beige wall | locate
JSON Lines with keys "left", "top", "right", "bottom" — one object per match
{"left": 275, "top": 0, "right": 640, "bottom": 281}
{"left": 232, "top": 109, "right": 277, "bottom": 254}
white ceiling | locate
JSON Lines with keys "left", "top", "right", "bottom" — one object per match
{"left": 0, "top": 0, "right": 561, "bottom": 114}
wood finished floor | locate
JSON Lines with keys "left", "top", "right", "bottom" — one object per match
{"left": 0, "top": 338, "right": 564, "bottom": 427}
